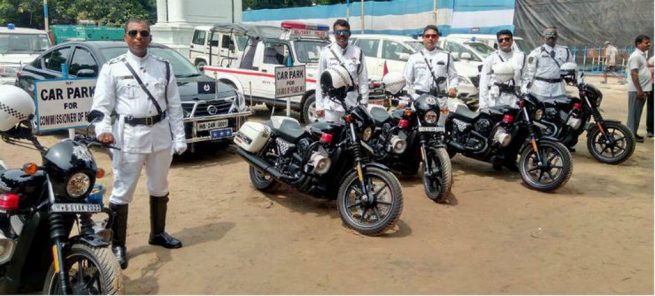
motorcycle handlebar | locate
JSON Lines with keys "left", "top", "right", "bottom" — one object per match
{"left": 74, "top": 135, "right": 121, "bottom": 151}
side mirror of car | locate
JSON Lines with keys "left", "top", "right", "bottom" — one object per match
{"left": 283, "top": 55, "right": 294, "bottom": 67}
{"left": 398, "top": 53, "right": 410, "bottom": 61}
{"left": 76, "top": 69, "right": 96, "bottom": 77}
{"left": 460, "top": 52, "right": 472, "bottom": 60}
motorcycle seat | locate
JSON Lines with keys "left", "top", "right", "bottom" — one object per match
{"left": 532, "top": 94, "right": 569, "bottom": 103}
{"left": 268, "top": 116, "right": 306, "bottom": 143}
{"left": 451, "top": 105, "right": 479, "bottom": 122}
{"left": 368, "top": 106, "right": 391, "bottom": 125}
{"left": 391, "top": 108, "right": 405, "bottom": 120}
{"left": 479, "top": 105, "right": 512, "bottom": 117}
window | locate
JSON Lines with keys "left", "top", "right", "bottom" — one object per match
{"left": 235, "top": 36, "right": 248, "bottom": 51}
{"left": 263, "top": 43, "right": 288, "bottom": 65}
{"left": 444, "top": 42, "right": 481, "bottom": 62}
{"left": 221, "top": 35, "right": 234, "bottom": 50}
{"left": 355, "top": 39, "right": 380, "bottom": 58}
{"left": 0, "top": 33, "right": 50, "bottom": 54}
{"left": 381, "top": 40, "right": 412, "bottom": 60}
{"left": 293, "top": 40, "right": 328, "bottom": 63}
{"left": 192, "top": 30, "right": 206, "bottom": 45}
{"left": 44, "top": 47, "right": 72, "bottom": 73}
{"left": 69, "top": 47, "right": 98, "bottom": 76}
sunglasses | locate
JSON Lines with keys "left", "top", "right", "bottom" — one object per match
{"left": 498, "top": 37, "right": 512, "bottom": 43}
{"left": 423, "top": 34, "right": 438, "bottom": 40}
{"left": 127, "top": 30, "right": 150, "bottom": 38}
{"left": 334, "top": 30, "right": 351, "bottom": 37}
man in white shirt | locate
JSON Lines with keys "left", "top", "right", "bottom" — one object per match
{"left": 523, "top": 26, "right": 574, "bottom": 100}
{"left": 93, "top": 18, "right": 186, "bottom": 269}
{"left": 602, "top": 41, "right": 618, "bottom": 84}
{"left": 626, "top": 35, "right": 653, "bottom": 142}
{"left": 478, "top": 29, "right": 526, "bottom": 109}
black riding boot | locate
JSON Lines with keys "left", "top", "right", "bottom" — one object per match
{"left": 109, "top": 203, "right": 129, "bottom": 269}
{"left": 149, "top": 195, "right": 182, "bottom": 249}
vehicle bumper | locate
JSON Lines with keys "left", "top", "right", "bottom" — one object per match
{"left": 183, "top": 110, "right": 252, "bottom": 144}
{"left": 0, "top": 77, "right": 16, "bottom": 85}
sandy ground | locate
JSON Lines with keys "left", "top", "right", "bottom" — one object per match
{"left": 1, "top": 76, "right": 653, "bottom": 294}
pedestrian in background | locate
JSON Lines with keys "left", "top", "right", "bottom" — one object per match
{"left": 626, "top": 35, "right": 652, "bottom": 142}
{"left": 647, "top": 56, "right": 654, "bottom": 137}
{"left": 602, "top": 40, "right": 618, "bottom": 84}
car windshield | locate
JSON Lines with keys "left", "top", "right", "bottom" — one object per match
{"left": 405, "top": 41, "right": 422, "bottom": 52}
{"left": 293, "top": 39, "right": 329, "bottom": 64}
{"left": 100, "top": 46, "right": 201, "bottom": 77}
{"left": 464, "top": 41, "right": 495, "bottom": 58}
{"left": 0, "top": 33, "right": 50, "bottom": 54}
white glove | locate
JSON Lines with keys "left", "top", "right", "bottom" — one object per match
{"left": 174, "top": 141, "right": 187, "bottom": 155}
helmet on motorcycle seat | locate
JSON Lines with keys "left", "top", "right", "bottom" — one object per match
{"left": 320, "top": 65, "right": 353, "bottom": 100}
{"left": 491, "top": 61, "right": 515, "bottom": 84}
{"left": 381, "top": 72, "right": 406, "bottom": 95}
{"left": 560, "top": 62, "right": 578, "bottom": 84}
{"left": 0, "top": 85, "right": 35, "bottom": 132}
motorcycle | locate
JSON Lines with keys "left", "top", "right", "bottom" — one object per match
{"left": 234, "top": 68, "right": 404, "bottom": 236}
{"left": 535, "top": 63, "right": 635, "bottom": 164}
{"left": 0, "top": 112, "right": 123, "bottom": 294}
{"left": 365, "top": 74, "right": 452, "bottom": 202}
{"left": 445, "top": 82, "right": 573, "bottom": 192}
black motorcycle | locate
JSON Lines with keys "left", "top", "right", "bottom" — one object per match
{"left": 0, "top": 112, "right": 123, "bottom": 294}
{"left": 365, "top": 79, "right": 452, "bottom": 202}
{"left": 446, "top": 85, "right": 573, "bottom": 192}
{"left": 234, "top": 80, "right": 403, "bottom": 236}
{"left": 535, "top": 70, "right": 636, "bottom": 164}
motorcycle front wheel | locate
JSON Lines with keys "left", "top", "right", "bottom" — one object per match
{"left": 337, "top": 166, "right": 403, "bottom": 236}
{"left": 586, "top": 121, "right": 636, "bottom": 165}
{"left": 43, "top": 243, "right": 123, "bottom": 294}
{"left": 422, "top": 147, "right": 453, "bottom": 202}
{"left": 519, "top": 139, "right": 573, "bottom": 192}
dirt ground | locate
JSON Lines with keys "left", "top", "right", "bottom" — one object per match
{"left": 1, "top": 76, "right": 653, "bottom": 294}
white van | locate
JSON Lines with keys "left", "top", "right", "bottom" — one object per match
{"left": 350, "top": 34, "right": 480, "bottom": 100}
{"left": 0, "top": 24, "right": 51, "bottom": 85}
{"left": 446, "top": 33, "right": 528, "bottom": 53}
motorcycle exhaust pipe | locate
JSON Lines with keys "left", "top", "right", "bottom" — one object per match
{"left": 236, "top": 148, "right": 293, "bottom": 182}
{"left": 0, "top": 231, "right": 16, "bottom": 265}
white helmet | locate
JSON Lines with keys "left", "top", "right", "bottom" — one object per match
{"left": 0, "top": 85, "right": 35, "bottom": 132}
{"left": 560, "top": 62, "right": 578, "bottom": 83}
{"left": 320, "top": 65, "right": 353, "bottom": 99}
{"left": 492, "top": 61, "right": 515, "bottom": 84}
{"left": 382, "top": 72, "right": 406, "bottom": 95}
{"left": 648, "top": 56, "right": 654, "bottom": 67}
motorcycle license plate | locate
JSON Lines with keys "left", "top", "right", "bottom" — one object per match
{"left": 418, "top": 126, "right": 443, "bottom": 133}
{"left": 210, "top": 128, "right": 233, "bottom": 139}
{"left": 51, "top": 203, "right": 102, "bottom": 213}
{"left": 198, "top": 119, "right": 228, "bottom": 131}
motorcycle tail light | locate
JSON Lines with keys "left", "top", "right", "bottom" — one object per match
{"left": 0, "top": 193, "right": 20, "bottom": 211}
{"left": 573, "top": 103, "right": 583, "bottom": 110}
{"left": 344, "top": 114, "right": 353, "bottom": 123}
{"left": 502, "top": 114, "right": 514, "bottom": 124}
{"left": 320, "top": 133, "right": 333, "bottom": 145}
{"left": 404, "top": 109, "right": 413, "bottom": 117}
{"left": 398, "top": 119, "right": 409, "bottom": 129}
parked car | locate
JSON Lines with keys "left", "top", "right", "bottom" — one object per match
{"left": 350, "top": 34, "right": 480, "bottom": 102}
{"left": 16, "top": 41, "right": 250, "bottom": 152}
{"left": 0, "top": 24, "right": 51, "bottom": 85}
{"left": 445, "top": 33, "right": 528, "bottom": 53}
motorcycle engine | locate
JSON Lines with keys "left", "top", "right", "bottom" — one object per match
{"left": 474, "top": 118, "right": 493, "bottom": 136}
{"left": 275, "top": 138, "right": 296, "bottom": 156}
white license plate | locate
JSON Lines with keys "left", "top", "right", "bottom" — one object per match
{"left": 198, "top": 119, "right": 228, "bottom": 131}
{"left": 418, "top": 126, "right": 444, "bottom": 133}
{"left": 51, "top": 203, "right": 102, "bottom": 213}
{"left": 210, "top": 128, "right": 233, "bottom": 139}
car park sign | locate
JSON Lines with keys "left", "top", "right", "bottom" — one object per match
{"left": 275, "top": 65, "right": 306, "bottom": 98}
{"left": 34, "top": 78, "right": 96, "bottom": 131}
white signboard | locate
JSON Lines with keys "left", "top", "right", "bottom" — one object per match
{"left": 34, "top": 78, "right": 96, "bottom": 131}
{"left": 275, "top": 65, "right": 306, "bottom": 98}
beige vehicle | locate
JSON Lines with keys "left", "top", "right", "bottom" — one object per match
{"left": 0, "top": 24, "right": 51, "bottom": 85}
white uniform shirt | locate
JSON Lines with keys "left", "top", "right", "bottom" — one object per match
{"left": 404, "top": 47, "right": 458, "bottom": 98}
{"left": 627, "top": 48, "right": 653, "bottom": 92}
{"left": 605, "top": 45, "right": 618, "bottom": 66}
{"left": 479, "top": 49, "right": 526, "bottom": 109}
{"left": 315, "top": 43, "right": 369, "bottom": 112}
{"left": 524, "top": 44, "right": 574, "bottom": 98}
{"left": 92, "top": 50, "right": 185, "bottom": 154}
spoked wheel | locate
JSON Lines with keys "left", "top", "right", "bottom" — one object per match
{"left": 249, "top": 165, "right": 281, "bottom": 193}
{"left": 43, "top": 244, "right": 123, "bottom": 295}
{"left": 422, "top": 147, "right": 453, "bottom": 202}
{"left": 586, "top": 121, "right": 636, "bottom": 164}
{"left": 519, "top": 140, "right": 573, "bottom": 192}
{"left": 337, "top": 166, "right": 403, "bottom": 236}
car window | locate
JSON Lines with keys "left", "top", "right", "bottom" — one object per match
{"left": 444, "top": 42, "right": 481, "bottom": 62}
{"left": 355, "top": 39, "right": 380, "bottom": 58}
{"left": 192, "top": 30, "right": 206, "bottom": 45}
{"left": 293, "top": 39, "right": 328, "bottom": 63}
{"left": 43, "top": 46, "right": 72, "bottom": 73}
{"left": 69, "top": 47, "right": 98, "bottom": 76}
{"left": 464, "top": 42, "right": 494, "bottom": 58}
{"left": 235, "top": 36, "right": 248, "bottom": 51}
{"left": 381, "top": 40, "right": 412, "bottom": 61}
{"left": 263, "top": 43, "right": 289, "bottom": 65}
{"left": 0, "top": 33, "right": 50, "bottom": 54}
{"left": 99, "top": 46, "right": 201, "bottom": 78}
{"left": 404, "top": 41, "right": 422, "bottom": 52}
{"left": 221, "top": 35, "right": 233, "bottom": 49}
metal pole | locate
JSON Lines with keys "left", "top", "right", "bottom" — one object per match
{"left": 346, "top": 0, "right": 350, "bottom": 23}
{"left": 232, "top": 0, "right": 235, "bottom": 23}
{"left": 433, "top": 0, "right": 438, "bottom": 25}
{"left": 361, "top": 0, "right": 365, "bottom": 34}
{"left": 43, "top": 0, "right": 49, "bottom": 33}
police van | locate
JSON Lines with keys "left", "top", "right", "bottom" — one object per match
{"left": 0, "top": 24, "right": 51, "bottom": 85}
{"left": 194, "top": 21, "right": 331, "bottom": 123}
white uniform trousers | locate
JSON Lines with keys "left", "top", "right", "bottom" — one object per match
{"left": 109, "top": 147, "right": 173, "bottom": 205}
{"left": 323, "top": 109, "right": 345, "bottom": 124}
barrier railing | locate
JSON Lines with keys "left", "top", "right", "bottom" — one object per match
{"left": 570, "top": 45, "right": 638, "bottom": 78}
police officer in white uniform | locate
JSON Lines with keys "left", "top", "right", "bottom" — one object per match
{"left": 479, "top": 29, "right": 526, "bottom": 109}
{"left": 315, "top": 19, "right": 369, "bottom": 123}
{"left": 523, "top": 26, "right": 574, "bottom": 99}
{"left": 404, "top": 25, "right": 458, "bottom": 106}
{"left": 92, "top": 18, "right": 186, "bottom": 269}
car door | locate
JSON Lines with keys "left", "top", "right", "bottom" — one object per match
{"left": 353, "top": 38, "right": 381, "bottom": 80}
{"left": 17, "top": 45, "right": 73, "bottom": 96}
{"left": 68, "top": 46, "right": 99, "bottom": 78}
{"left": 380, "top": 40, "right": 413, "bottom": 76}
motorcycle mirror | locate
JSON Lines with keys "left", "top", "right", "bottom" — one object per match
{"left": 86, "top": 110, "right": 104, "bottom": 123}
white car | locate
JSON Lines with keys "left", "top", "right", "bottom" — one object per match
{"left": 0, "top": 24, "right": 51, "bottom": 85}
{"left": 350, "top": 34, "right": 480, "bottom": 100}
{"left": 446, "top": 33, "right": 528, "bottom": 54}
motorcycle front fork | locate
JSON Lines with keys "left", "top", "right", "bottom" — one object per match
{"left": 349, "top": 123, "right": 370, "bottom": 199}
{"left": 50, "top": 213, "right": 72, "bottom": 294}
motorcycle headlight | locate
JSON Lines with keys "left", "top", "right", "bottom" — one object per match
{"left": 533, "top": 109, "right": 544, "bottom": 121}
{"left": 424, "top": 110, "right": 438, "bottom": 124}
{"left": 66, "top": 172, "right": 91, "bottom": 198}
{"left": 361, "top": 126, "right": 373, "bottom": 141}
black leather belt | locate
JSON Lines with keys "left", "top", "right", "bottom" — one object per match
{"left": 535, "top": 77, "right": 563, "bottom": 83}
{"left": 123, "top": 112, "right": 166, "bottom": 126}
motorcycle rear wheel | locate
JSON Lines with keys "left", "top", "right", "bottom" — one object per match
{"left": 337, "top": 167, "right": 403, "bottom": 236}
{"left": 422, "top": 147, "right": 453, "bottom": 202}
{"left": 43, "top": 243, "right": 123, "bottom": 295}
{"left": 586, "top": 121, "right": 635, "bottom": 165}
{"left": 519, "top": 140, "right": 573, "bottom": 192}
{"left": 249, "top": 165, "right": 282, "bottom": 193}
